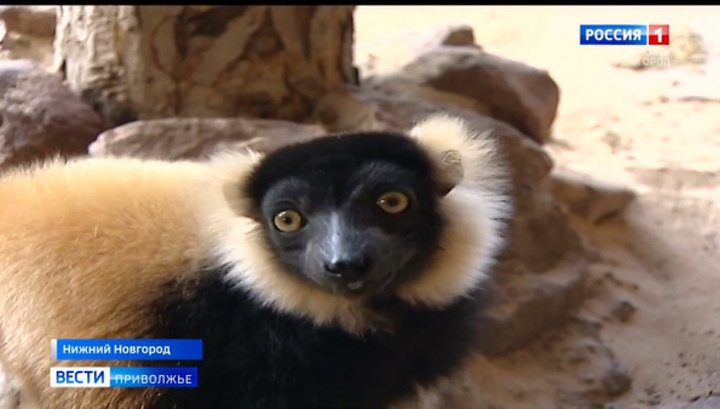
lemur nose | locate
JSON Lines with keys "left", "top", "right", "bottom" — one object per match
{"left": 323, "top": 256, "right": 372, "bottom": 281}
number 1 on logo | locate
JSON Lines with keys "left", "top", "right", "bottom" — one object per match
{"left": 648, "top": 25, "right": 670, "bottom": 45}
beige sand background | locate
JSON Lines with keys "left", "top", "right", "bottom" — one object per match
{"left": 356, "top": 6, "right": 720, "bottom": 408}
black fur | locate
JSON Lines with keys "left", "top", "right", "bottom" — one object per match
{"left": 245, "top": 132, "right": 438, "bottom": 209}
{"left": 147, "top": 268, "right": 489, "bottom": 409}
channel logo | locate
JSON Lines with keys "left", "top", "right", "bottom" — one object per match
{"left": 50, "top": 366, "right": 198, "bottom": 388}
{"left": 50, "top": 367, "right": 110, "bottom": 388}
{"left": 580, "top": 24, "right": 670, "bottom": 45}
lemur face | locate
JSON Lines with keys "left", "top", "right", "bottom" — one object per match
{"left": 247, "top": 133, "right": 445, "bottom": 297}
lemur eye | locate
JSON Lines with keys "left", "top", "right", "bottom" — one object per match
{"left": 377, "top": 191, "right": 410, "bottom": 214}
{"left": 273, "top": 210, "right": 304, "bottom": 232}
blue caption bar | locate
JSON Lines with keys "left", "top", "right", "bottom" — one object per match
{"left": 110, "top": 367, "right": 198, "bottom": 388}
{"left": 580, "top": 24, "right": 647, "bottom": 45}
{"left": 52, "top": 339, "right": 203, "bottom": 361}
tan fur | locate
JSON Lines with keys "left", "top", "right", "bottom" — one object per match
{"left": 203, "top": 113, "right": 512, "bottom": 332}
{"left": 0, "top": 157, "right": 212, "bottom": 408}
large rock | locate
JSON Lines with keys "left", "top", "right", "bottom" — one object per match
{"left": 90, "top": 118, "right": 326, "bottom": 160}
{"left": 358, "top": 23, "right": 481, "bottom": 78}
{"left": 0, "top": 6, "right": 56, "bottom": 68}
{"left": 0, "top": 30, "right": 55, "bottom": 69}
{"left": 0, "top": 60, "right": 105, "bottom": 171}
{"left": 0, "top": 7, "right": 56, "bottom": 67}
{"left": 471, "top": 318, "right": 632, "bottom": 409}
{"left": 0, "top": 6, "right": 56, "bottom": 38}
{"left": 54, "top": 6, "right": 356, "bottom": 128}
{"left": 478, "top": 256, "right": 588, "bottom": 355}
{"left": 499, "top": 319, "right": 631, "bottom": 406}
{"left": 550, "top": 169, "right": 636, "bottom": 224}
{"left": 364, "top": 46, "right": 560, "bottom": 144}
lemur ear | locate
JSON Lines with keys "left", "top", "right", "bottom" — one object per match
{"left": 207, "top": 149, "right": 264, "bottom": 219}
{"left": 434, "top": 149, "right": 464, "bottom": 196}
{"left": 409, "top": 114, "right": 494, "bottom": 197}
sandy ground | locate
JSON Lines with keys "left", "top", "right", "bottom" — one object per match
{"left": 355, "top": 6, "right": 720, "bottom": 408}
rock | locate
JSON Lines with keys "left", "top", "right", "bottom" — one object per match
{"left": 610, "top": 300, "right": 636, "bottom": 323}
{"left": 364, "top": 46, "right": 560, "bottom": 144}
{"left": 90, "top": 118, "right": 327, "bottom": 160}
{"left": 552, "top": 321, "right": 632, "bottom": 402}
{"left": 478, "top": 256, "right": 588, "bottom": 355}
{"left": 0, "top": 6, "right": 56, "bottom": 68}
{"left": 358, "top": 23, "right": 481, "bottom": 78}
{"left": 54, "top": 6, "right": 356, "bottom": 128}
{"left": 0, "top": 6, "right": 56, "bottom": 38}
{"left": 550, "top": 169, "right": 636, "bottom": 224}
{"left": 473, "top": 319, "right": 632, "bottom": 408}
{"left": 507, "top": 191, "right": 584, "bottom": 273}
{"left": 314, "top": 86, "right": 495, "bottom": 138}
{"left": 599, "top": 362, "right": 632, "bottom": 397}
{"left": 0, "top": 60, "right": 105, "bottom": 171}
{"left": 668, "top": 26, "right": 708, "bottom": 65}
{"left": 315, "top": 86, "right": 554, "bottom": 178}
{"left": 0, "top": 31, "right": 54, "bottom": 68}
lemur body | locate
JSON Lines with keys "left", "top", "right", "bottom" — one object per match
{"left": 0, "top": 115, "right": 511, "bottom": 409}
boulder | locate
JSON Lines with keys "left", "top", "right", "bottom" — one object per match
{"left": 364, "top": 46, "right": 560, "bottom": 144}
{"left": 550, "top": 169, "right": 636, "bottom": 224}
{"left": 0, "top": 6, "right": 56, "bottom": 66}
{"left": 90, "top": 117, "right": 326, "bottom": 160}
{"left": 0, "top": 6, "right": 56, "bottom": 38}
{"left": 472, "top": 319, "right": 632, "bottom": 409}
{"left": 0, "top": 60, "right": 105, "bottom": 171}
